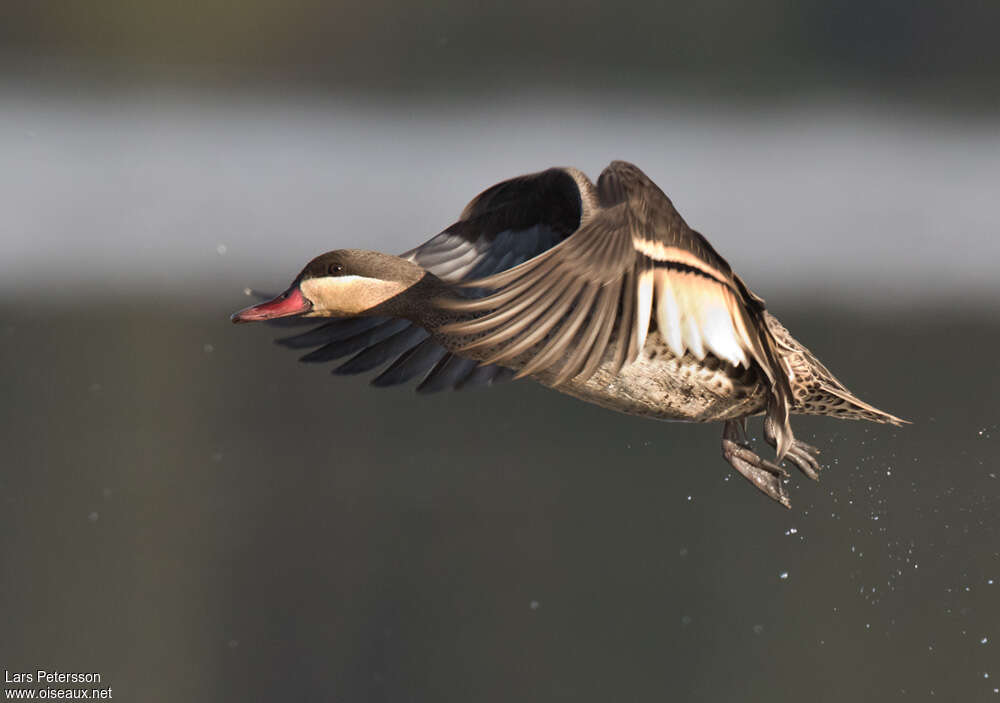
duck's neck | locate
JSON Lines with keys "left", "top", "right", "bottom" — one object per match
{"left": 367, "top": 271, "right": 455, "bottom": 329}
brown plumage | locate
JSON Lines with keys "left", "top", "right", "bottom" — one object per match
{"left": 232, "top": 161, "right": 906, "bottom": 508}
{"left": 437, "top": 161, "right": 798, "bottom": 460}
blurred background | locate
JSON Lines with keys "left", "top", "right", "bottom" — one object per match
{"left": 1, "top": 2, "right": 998, "bottom": 701}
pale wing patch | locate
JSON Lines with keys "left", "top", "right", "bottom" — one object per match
{"left": 634, "top": 270, "right": 655, "bottom": 354}
{"left": 655, "top": 273, "right": 684, "bottom": 358}
{"left": 648, "top": 269, "right": 749, "bottom": 367}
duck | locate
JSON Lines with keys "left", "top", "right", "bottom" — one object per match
{"left": 232, "top": 160, "right": 906, "bottom": 508}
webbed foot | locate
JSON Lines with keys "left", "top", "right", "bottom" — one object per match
{"left": 764, "top": 416, "right": 822, "bottom": 481}
{"left": 722, "top": 420, "right": 791, "bottom": 508}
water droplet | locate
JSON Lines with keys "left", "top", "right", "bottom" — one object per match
{"left": 779, "top": 571, "right": 789, "bottom": 580}
{"left": 529, "top": 600, "right": 540, "bottom": 610}
{"left": 982, "top": 637, "right": 989, "bottom": 645}
{"left": 752, "top": 624, "right": 764, "bottom": 635}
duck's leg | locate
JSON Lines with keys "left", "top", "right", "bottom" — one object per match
{"left": 764, "top": 415, "right": 822, "bottom": 481}
{"left": 721, "top": 420, "right": 791, "bottom": 508}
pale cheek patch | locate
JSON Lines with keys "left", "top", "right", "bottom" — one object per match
{"left": 301, "top": 276, "right": 408, "bottom": 316}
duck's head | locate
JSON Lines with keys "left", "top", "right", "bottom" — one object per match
{"left": 231, "top": 249, "right": 428, "bottom": 323}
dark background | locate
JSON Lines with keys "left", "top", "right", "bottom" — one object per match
{"left": 2, "top": 2, "right": 999, "bottom": 701}
{"left": 3, "top": 0, "right": 1000, "bottom": 105}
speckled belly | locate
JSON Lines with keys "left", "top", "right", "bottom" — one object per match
{"left": 429, "top": 320, "right": 769, "bottom": 423}
{"left": 535, "top": 330, "right": 769, "bottom": 423}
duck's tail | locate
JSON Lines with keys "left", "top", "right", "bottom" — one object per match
{"left": 762, "top": 312, "right": 909, "bottom": 426}
{"left": 805, "top": 380, "right": 909, "bottom": 426}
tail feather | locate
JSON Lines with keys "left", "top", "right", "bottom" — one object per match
{"left": 733, "top": 278, "right": 795, "bottom": 460}
{"left": 762, "top": 310, "right": 908, "bottom": 427}
{"left": 816, "top": 382, "right": 909, "bottom": 426}
{"left": 756, "top": 323, "right": 794, "bottom": 459}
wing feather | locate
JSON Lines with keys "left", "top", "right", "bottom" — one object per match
{"left": 266, "top": 167, "right": 588, "bottom": 392}
{"left": 483, "top": 277, "right": 579, "bottom": 366}
{"left": 519, "top": 282, "right": 600, "bottom": 379}
{"left": 371, "top": 337, "right": 449, "bottom": 387}
{"left": 435, "top": 160, "right": 796, "bottom": 457}
{"left": 613, "top": 266, "right": 638, "bottom": 371}
{"left": 634, "top": 269, "right": 654, "bottom": 356}
{"left": 416, "top": 356, "right": 480, "bottom": 393}
{"left": 332, "top": 326, "right": 431, "bottom": 374}
{"left": 544, "top": 280, "right": 618, "bottom": 386}
{"left": 654, "top": 271, "right": 684, "bottom": 358}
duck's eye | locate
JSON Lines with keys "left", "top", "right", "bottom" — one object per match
{"left": 328, "top": 263, "right": 344, "bottom": 275}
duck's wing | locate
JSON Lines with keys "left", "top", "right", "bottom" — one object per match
{"left": 272, "top": 167, "right": 589, "bottom": 392}
{"left": 438, "top": 160, "right": 795, "bottom": 456}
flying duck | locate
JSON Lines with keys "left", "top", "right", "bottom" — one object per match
{"left": 232, "top": 161, "right": 905, "bottom": 508}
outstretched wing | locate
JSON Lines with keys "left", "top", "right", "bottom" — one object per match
{"left": 272, "top": 167, "right": 589, "bottom": 392}
{"left": 438, "top": 161, "right": 795, "bottom": 455}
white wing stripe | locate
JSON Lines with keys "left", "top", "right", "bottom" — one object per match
{"left": 642, "top": 270, "right": 751, "bottom": 367}
{"left": 635, "top": 270, "right": 654, "bottom": 355}
{"left": 632, "top": 239, "right": 729, "bottom": 283}
{"left": 654, "top": 271, "right": 685, "bottom": 358}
